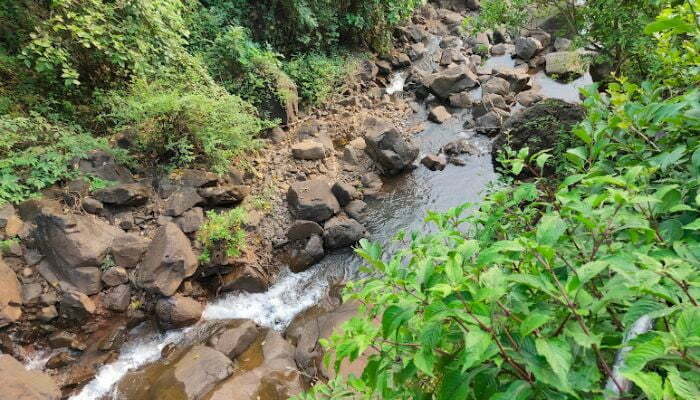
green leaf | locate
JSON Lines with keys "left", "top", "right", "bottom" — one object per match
{"left": 519, "top": 312, "right": 552, "bottom": 337}
{"left": 535, "top": 337, "right": 572, "bottom": 384}
{"left": 536, "top": 215, "right": 567, "bottom": 246}
{"left": 382, "top": 305, "right": 415, "bottom": 336}
{"left": 674, "top": 307, "right": 700, "bottom": 341}
{"left": 490, "top": 380, "right": 532, "bottom": 400}
{"left": 414, "top": 348, "right": 436, "bottom": 376}
{"left": 682, "top": 218, "right": 700, "bottom": 230}
{"left": 667, "top": 368, "right": 700, "bottom": 400}
{"left": 624, "top": 371, "right": 663, "bottom": 400}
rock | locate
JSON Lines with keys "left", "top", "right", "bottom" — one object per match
{"left": 529, "top": 29, "right": 552, "bottom": 48}
{"left": 554, "top": 37, "right": 572, "bottom": 51}
{"left": 364, "top": 119, "right": 419, "bottom": 176}
{"left": 515, "top": 36, "right": 542, "bottom": 61}
{"left": 323, "top": 216, "right": 367, "bottom": 250}
{"left": 268, "top": 126, "right": 286, "bottom": 144}
{"left": 408, "top": 42, "right": 426, "bottom": 61}
{"left": 34, "top": 211, "right": 123, "bottom": 295}
{"left": 428, "top": 66, "right": 479, "bottom": 100}
{"left": 103, "top": 284, "right": 131, "bottom": 312}
{"left": 390, "top": 52, "right": 411, "bottom": 68}
{"left": 46, "top": 350, "right": 76, "bottom": 369}
{"left": 493, "top": 66, "right": 532, "bottom": 93}
{"left": 98, "top": 325, "right": 127, "bottom": 351}
{"left": 22, "top": 282, "right": 42, "bottom": 305}
{"left": 291, "top": 139, "right": 326, "bottom": 160}
{"left": 357, "top": 60, "right": 378, "bottom": 82}
{"left": 449, "top": 92, "right": 473, "bottom": 108}
{"left": 60, "top": 290, "right": 95, "bottom": 322}
{"left": 476, "top": 109, "right": 510, "bottom": 135}
{"left": 198, "top": 185, "right": 251, "bottom": 206}
{"left": 135, "top": 223, "right": 198, "bottom": 296}
{"left": 0, "top": 355, "right": 61, "bottom": 400}
{"left": 516, "top": 90, "right": 544, "bottom": 106}
{"left": 208, "top": 319, "right": 260, "bottom": 360}
{"left": 175, "top": 207, "right": 205, "bottom": 234}
{"left": 0, "top": 257, "right": 21, "bottom": 327}
{"left": 75, "top": 150, "right": 133, "bottom": 183}
{"left": 155, "top": 295, "right": 203, "bottom": 330}
{"left": 93, "top": 183, "right": 149, "bottom": 206}
{"left": 164, "top": 187, "right": 203, "bottom": 217}
{"left": 48, "top": 331, "right": 85, "bottom": 350}
{"left": 158, "top": 169, "right": 221, "bottom": 198}
{"left": 38, "top": 305, "right": 58, "bottom": 322}
{"left": 482, "top": 76, "right": 510, "bottom": 96}
{"left": 429, "top": 106, "right": 451, "bottom": 123}
{"left": 0, "top": 204, "right": 15, "bottom": 229}
{"left": 287, "top": 178, "right": 340, "bottom": 223}
{"left": 345, "top": 200, "right": 367, "bottom": 221}
{"left": 219, "top": 264, "right": 269, "bottom": 293}
{"left": 545, "top": 51, "right": 589, "bottom": 77}
{"left": 111, "top": 233, "right": 149, "bottom": 269}
{"left": 421, "top": 154, "right": 448, "bottom": 171}
{"left": 82, "top": 197, "right": 104, "bottom": 215}
{"left": 4, "top": 215, "right": 23, "bottom": 237}
{"left": 287, "top": 220, "right": 324, "bottom": 242}
{"left": 482, "top": 93, "right": 509, "bottom": 111}
{"left": 490, "top": 43, "right": 511, "bottom": 55}
{"left": 288, "top": 235, "right": 324, "bottom": 273}
{"left": 102, "top": 266, "right": 128, "bottom": 287}
{"left": 495, "top": 99, "right": 586, "bottom": 170}
{"left": 331, "top": 182, "right": 360, "bottom": 207}
{"left": 376, "top": 60, "right": 392, "bottom": 76}
{"left": 465, "top": 0, "right": 480, "bottom": 10}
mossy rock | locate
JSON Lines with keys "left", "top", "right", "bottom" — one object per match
{"left": 493, "top": 99, "right": 585, "bottom": 173}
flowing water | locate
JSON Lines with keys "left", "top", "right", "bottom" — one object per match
{"left": 69, "top": 34, "right": 589, "bottom": 400}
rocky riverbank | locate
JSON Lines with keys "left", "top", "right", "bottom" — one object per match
{"left": 0, "top": 1, "right": 593, "bottom": 398}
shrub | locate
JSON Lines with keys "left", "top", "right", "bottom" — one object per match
{"left": 105, "top": 78, "right": 272, "bottom": 172}
{"left": 283, "top": 54, "right": 354, "bottom": 106}
{"left": 0, "top": 114, "right": 121, "bottom": 204}
{"left": 197, "top": 208, "right": 248, "bottom": 263}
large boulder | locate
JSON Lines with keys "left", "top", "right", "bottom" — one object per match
{"left": 208, "top": 319, "right": 260, "bottom": 360}
{"left": 292, "top": 139, "right": 326, "bottom": 160}
{"left": 34, "top": 211, "right": 123, "bottom": 295}
{"left": 288, "top": 234, "right": 325, "bottom": 273}
{"left": 135, "top": 223, "right": 197, "bottom": 296}
{"left": 0, "top": 355, "right": 61, "bottom": 400}
{"left": 323, "top": 216, "right": 367, "bottom": 250}
{"left": 428, "top": 66, "right": 479, "bottom": 100}
{"left": 0, "top": 257, "right": 21, "bottom": 327}
{"left": 164, "top": 187, "right": 203, "bottom": 217}
{"left": 495, "top": 99, "right": 586, "bottom": 170}
{"left": 515, "top": 36, "right": 542, "bottom": 61}
{"left": 59, "top": 290, "right": 95, "bottom": 322}
{"left": 198, "top": 184, "right": 251, "bottom": 206}
{"left": 482, "top": 76, "right": 511, "bottom": 96}
{"left": 545, "top": 51, "right": 589, "bottom": 77}
{"left": 155, "top": 295, "right": 203, "bottom": 330}
{"left": 92, "top": 183, "right": 150, "bottom": 206}
{"left": 364, "top": 119, "right": 419, "bottom": 176}
{"left": 287, "top": 178, "right": 340, "bottom": 223}
{"left": 111, "top": 232, "right": 149, "bottom": 269}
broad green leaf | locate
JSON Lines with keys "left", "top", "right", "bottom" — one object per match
{"left": 382, "top": 305, "right": 415, "bottom": 336}
{"left": 537, "top": 215, "right": 567, "bottom": 245}
{"left": 674, "top": 307, "right": 700, "bottom": 341}
{"left": 623, "top": 334, "right": 665, "bottom": 372}
{"left": 414, "top": 348, "right": 436, "bottom": 376}
{"left": 667, "top": 369, "right": 700, "bottom": 400}
{"left": 519, "top": 312, "right": 552, "bottom": 337}
{"left": 535, "top": 338, "right": 572, "bottom": 384}
{"left": 623, "top": 371, "right": 663, "bottom": 400}
{"left": 682, "top": 218, "right": 700, "bottom": 230}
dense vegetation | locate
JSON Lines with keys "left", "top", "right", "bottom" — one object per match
{"left": 299, "top": 1, "right": 700, "bottom": 399}
{"left": 0, "top": 0, "right": 422, "bottom": 204}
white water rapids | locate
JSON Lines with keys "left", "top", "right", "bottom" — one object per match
{"left": 70, "top": 267, "right": 328, "bottom": 400}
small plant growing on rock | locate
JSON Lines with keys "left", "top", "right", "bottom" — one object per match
{"left": 197, "top": 208, "right": 247, "bottom": 263}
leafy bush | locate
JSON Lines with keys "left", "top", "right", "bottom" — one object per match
{"left": 283, "top": 54, "right": 353, "bottom": 106}
{"left": 300, "top": 3, "right": 700, "bottom": 399}
{"left": 197, "top": 208, "right": 248, "bottom": 263}
{"left": 105, "top": 78, "right": 272, "bottom": 172}
{"left": 0, "top": 114, "right": 120, "bottom": 204}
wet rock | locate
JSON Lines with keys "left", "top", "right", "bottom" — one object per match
{"left": 292, "top": 139, "right": 327, "bottom": 160}
{"left": 175, "top": 207, "right": 205, "bottom": 234}
{"left": 46, "top": 350, "right": 76, "bottom": 369}
{"left": 516, "top": 90, "right": 544, "bottom": 107}
{"left": 554, "top": 37, "right": 572, "bottom": 51}
{"left": 344, "top": 200, "right": 367, "bottom": 221}
{"left": 482, "top": 76, "right": 510, "bottom": 96}
{"left": 495, "top": 99, "right": 586, "bottom": 169}
{"left": 287, "top": 178, "right": 340, "bottom": 223}
{"left": 82, "top": 197, "right": 104, "bottom": 215}
{"left": 111, "top": 232, "right": 149, "bottom": 269}
{"left": 408, "top": 42, "right": 426, "bottom": 61}
{"left": 287, "top": 220, "right": 324, "bottom": 242}
{"left": 219, "top": 264, "right": 269, "bottom": 293}
{"left": 323, "top": 216, "right": 367, "bottom": 250}
{"left": 515, "top": 36, "right": 542, "bottom": 61}
{"left": 93, "top": 183, "right": 149, "bottom": 206}
{"left": 331, "top": 182, "right": 361, "bottom": 207}
{"left": 443, "top": 139, "right": 478, "bottom": 156}
{"left": 429, "top": 106, "right": 451, "bottom": 123}
{"left": 48, "top": 331, "right": 85, "bottom": 350}
{"left": 135, "top": 223, "right": 197, "bottom": 296}
{"left": 364, "top": 119, "right": 419, "bottom": 176}
{"left": 361, "top": 172, "right": 383, "bottom": 195}
{"left": 164, "top": 187, "right": 203, "bottom": 217}
{"left": 476, "top": 109, "right": 510, "bottom": 136}
{"left": 0, "top": 354, "right": 61, "bottom": 400}
{"left": 198, "top": 184, "right": 251, "bottom": 206}
{"left": 545, "top": 51, "right": 589, "bottom": 77}
{"left": 0, "top": 257, "right": 22, "bottom": 327}
{"left": 390, "top": 52, "right": 411, "bottom": 68}
{"left": 103, "top": 284, "right": 131, "bottom": 312}
{"left": 208, "top": 319, "right": 260, "bottom": 360}
{"left": 60, "top": 289, "right": 96, "bottom": 322}
{"left": 288, "top": 235, "right": 324, "bottom": 273}
{"left": 428, "top": 66, "right": 479, "bottom": 100}
{"left": 155, "top": 295, "right": 203, "bottom": 330}
{"left": 102, "top": 266, "right": 128, "bottom": 287}
{"left": 98, "top": 325, "right": 128, "bottom": 351}
{"left": 421, "top": 154, "right": 448, "bottom": 171}
{"left": 449, "top": 92, "right": 473, "bottom": 108}
{"left": 34, "top": 211, "right": 123, "bottom": 295}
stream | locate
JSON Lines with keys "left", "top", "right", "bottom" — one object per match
{"left": 69, "top": 33, "right": 589, "bottom": 400}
